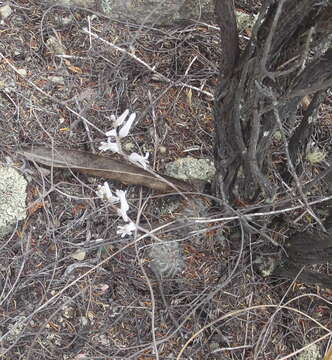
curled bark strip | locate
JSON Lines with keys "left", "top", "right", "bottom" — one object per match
{"left": 17, "top": 145, "right": 196, "bottom": 193}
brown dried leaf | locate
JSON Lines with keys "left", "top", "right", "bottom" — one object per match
{"left": 18, "top": 145, "right": 194, "bottom": 193}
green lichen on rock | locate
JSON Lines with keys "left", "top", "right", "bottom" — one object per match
{"left": 0, "top": 166, "right": 27, "bottom": 237}
{"left": 165, "top": 157, "right": 215, "bottom": 182}
{"left": 297, "top": 344, "right": 320, "bottom": 360}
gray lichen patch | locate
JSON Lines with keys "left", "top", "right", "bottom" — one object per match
{"left": 297, "top": 344, "right": 320, "bottom": 360}
{"left": 165, "top": 157, "right": 215, "bottom": 182}
{"left": 0, "top": 166, "right": 27, "bottom": 238}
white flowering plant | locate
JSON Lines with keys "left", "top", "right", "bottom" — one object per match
{"left": 98, "top": 109, "right": 149, "bottom": 166}
{"left": 97, "top": 182, "right": 137, "bottom": 237}
{"left": 97, "top": 109, "right": 149, "bottom": 238}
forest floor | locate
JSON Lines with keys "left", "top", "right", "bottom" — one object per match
{"left": 0, "top": 1, "right": 332, "bottom": 359}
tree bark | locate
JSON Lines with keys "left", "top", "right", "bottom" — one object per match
{"left": 213, "top": 0, "right": 332, "bottom": 287}
{"left": 213, "top": 0, "right": 332, "bottom": 204}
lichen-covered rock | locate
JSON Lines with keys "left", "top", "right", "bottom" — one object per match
{"left": 297, "top": 344, "right": 320, "bottom": 360}
{"left": 165, "top": 157, "right": 215, "bottom": 182}
{"left": 0, "top": 166, "right": 27, "bottom": 238}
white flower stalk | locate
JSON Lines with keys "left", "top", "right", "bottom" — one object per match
{"left": 118, "top": 112, "right": 136, "bottom": 138}
{"left": 98, "top": 139, "right": 121, "bottom": 153}
{"left": 117, "top": 222, "right": 137, "bottom": 238}
{"left": 128, "top": 152, "right": 149, "bottom": 169}
{"left": 97, "top": 110, "right": 147, "bottom": 239}
{"left": 100, "top": 110, "right": 136, "bottom": 154}
{"left": 97, "top": 183, "right": 137, "bottom": 238}
{"left": 104, "top": 129, "right": 117, "bottom": 137}
{"left": 115, "top": 189, "right": 130, "bottom": 222}
{"left": 113, "top": 109, "right": 129, "bottom": 128}
{"left": 96, "top": 182, "right": 119, "bottom": 203}
{"left": 104, "top": 110, "right": 136, "bottom": 139}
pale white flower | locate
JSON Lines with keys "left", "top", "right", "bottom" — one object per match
{"left": 101, "top": 110, "right": 136, "bottom": 153}
{"left": 96, "top": 182, "right": 119, "bottom": 203}
{"left": 113, "top": 109, "right": 130, "bottom": 128}
{"left": 104, "top": 110, "right": 136, "bottom": 138}
{"left": 128, "top": 152, "right": 150, "bottom": 169}
{"left": 98, "top": 139, "right": 121, "bottom": 153}
{"left": 117, "top": 222, "right": 137, "bottom": 238}
{"left": 115, "top": 189, "right": 129, "bottom": 222}
{"left": 118, "top": 112, "right": 136, "bottom": 138}
{"left": 105, "top": 129, "right": 117, "bottom": 137}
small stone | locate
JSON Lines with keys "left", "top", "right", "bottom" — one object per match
{"left": 165, "top": 157, "right": 215, "bottom": 182}
{"left": 0, "top": 5, "right": 12, "bottom": 20}
{"left": 0, "top": 166, "right": 27, "bottom": 238}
